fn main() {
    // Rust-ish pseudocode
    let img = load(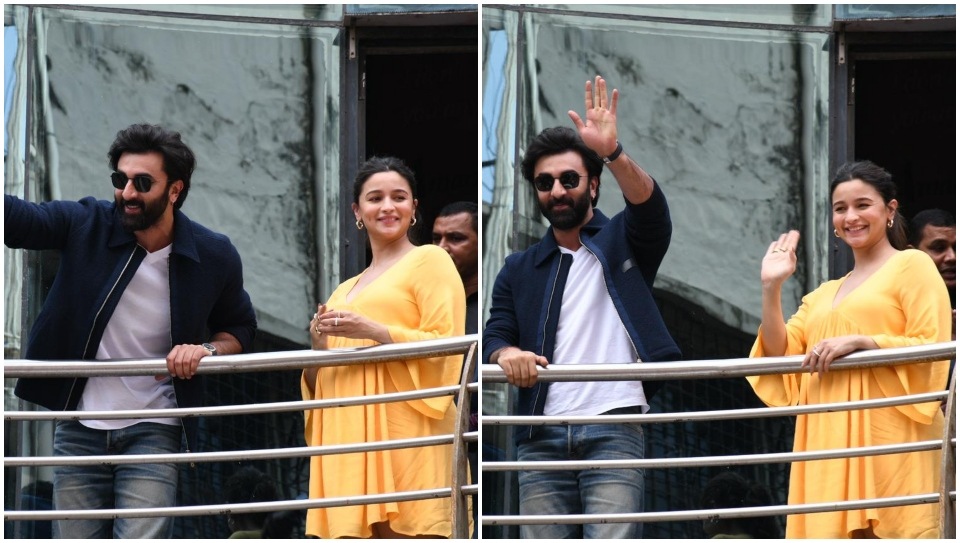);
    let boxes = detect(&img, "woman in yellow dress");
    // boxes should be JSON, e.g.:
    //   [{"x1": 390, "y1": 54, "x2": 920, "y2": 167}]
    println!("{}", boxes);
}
[
  {"x1": 749, "y1": 160, "x2": 951, "y2": 539},
  {"x1": 302, "y1": 156, "x2": 467, "y2": 538}
]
